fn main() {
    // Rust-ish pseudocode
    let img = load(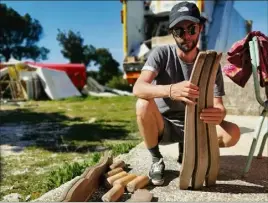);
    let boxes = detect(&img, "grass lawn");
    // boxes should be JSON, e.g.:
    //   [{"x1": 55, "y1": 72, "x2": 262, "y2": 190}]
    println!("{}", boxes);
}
[{"x1": 0, "y1": 96, "x2": 141, "y2": 201}]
